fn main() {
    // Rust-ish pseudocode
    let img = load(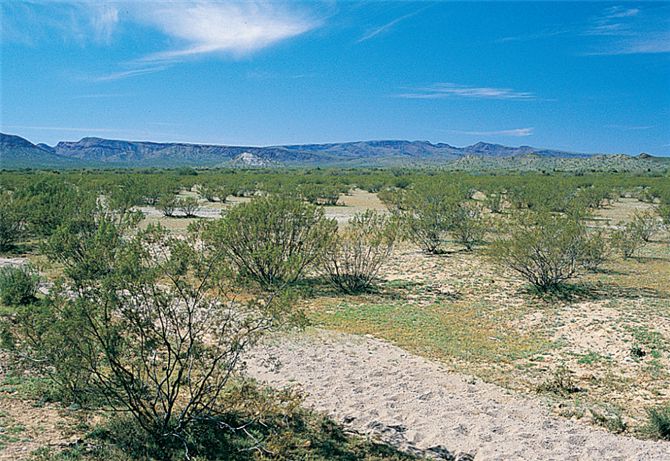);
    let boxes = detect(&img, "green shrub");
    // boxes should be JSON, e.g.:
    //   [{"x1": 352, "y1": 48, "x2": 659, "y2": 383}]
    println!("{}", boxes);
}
[
  {"x1": 611, "y1": 222, "x2": 646, "y2": 259},
  {"x1": 658, "y1": 204, "x2": 670, "y2": 229},
  {"x1": 0, "y1": 192, "x2": 23, "y2": 252},
  {"x1": 12, "y1": 218, "x2": 298, "y2": 441},
  {"x1": 645, "y1": 405, "x2": 670, "y2": 441},
  {"x1": 536, "y1": 365, "x2": 581, "y2": 396},
  {"x1": 0, "y1": 265, "x2": 39, "y2": 306},
  {"x1": 579, "y1": 230, "x2": 609, "y2": 272},
  {"x1": 491, "y1": 212, "x2": 590, "y2": 291},
  {"x1": 484, "y1": 192, "x2": 504, "y2": 214},
  {"x1": 320, "y1": 210, "x2": 397, "y2": 293},
  {"x1": 451, "y1": 203, "x2": 487, "y2": 251},
  {"x1": 395, "y1": 183, "x2": 464, "y2": 254},
  {"x1": 631, "y1": 211, "x2": 660, "y2": 242},
  {"x1": 176, "y1": 196, "x2": 199, "y2": 218},
  {"x1": 205, "y1": 195, "x2": 337, "y2": 287},
  {"x1": 157, "y1": 194, "x2": 177, "y2": 217}
]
